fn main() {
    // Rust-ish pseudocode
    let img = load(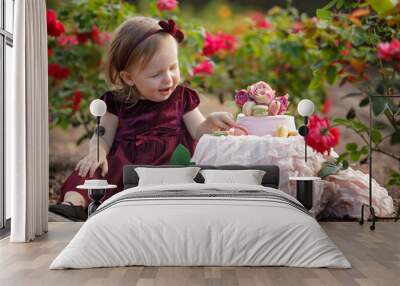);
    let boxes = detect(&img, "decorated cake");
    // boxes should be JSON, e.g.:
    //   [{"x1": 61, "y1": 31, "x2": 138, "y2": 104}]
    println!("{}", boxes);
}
[{"x1": 234, "y1": 81, "x2": 297, "y2": 137}]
